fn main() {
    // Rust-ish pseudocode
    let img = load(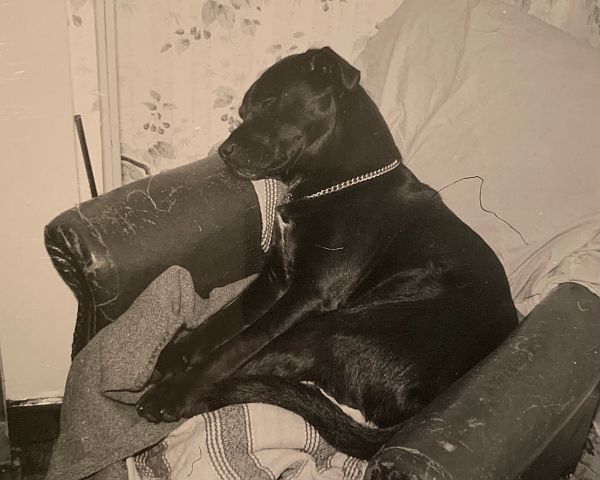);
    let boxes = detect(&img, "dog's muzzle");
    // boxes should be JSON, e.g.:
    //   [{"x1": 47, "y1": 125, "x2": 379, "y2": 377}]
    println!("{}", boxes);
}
[
  {"x1": 218, "y1": 122, "x2": 305, "y2": 180},
  {"x1": 218, "y1": 140, "x2": 276, "y2": 180}
]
